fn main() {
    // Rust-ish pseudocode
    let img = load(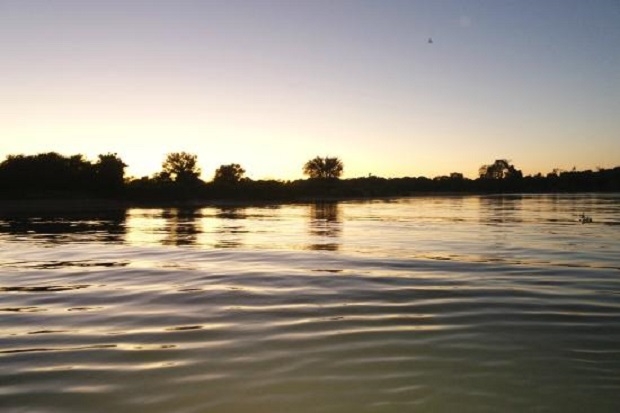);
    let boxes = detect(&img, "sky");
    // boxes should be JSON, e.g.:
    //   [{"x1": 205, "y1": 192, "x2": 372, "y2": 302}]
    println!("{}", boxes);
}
[{"x1": 1, "y1": 0, "x2": 619, "y2": 180}]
